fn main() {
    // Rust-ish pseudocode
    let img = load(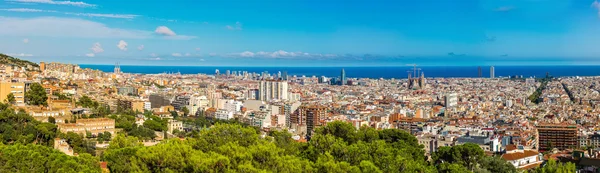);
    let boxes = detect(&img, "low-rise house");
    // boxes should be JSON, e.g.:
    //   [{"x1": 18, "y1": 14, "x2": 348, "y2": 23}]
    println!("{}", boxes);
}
[{"x1": 501, "y1": 144, "x2": 542, "y2": 170}]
